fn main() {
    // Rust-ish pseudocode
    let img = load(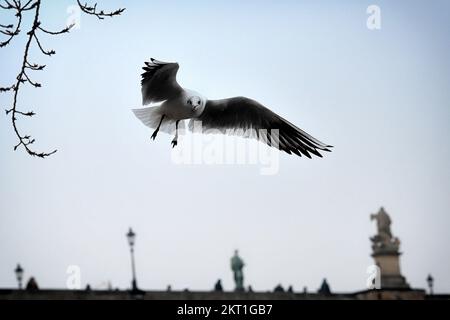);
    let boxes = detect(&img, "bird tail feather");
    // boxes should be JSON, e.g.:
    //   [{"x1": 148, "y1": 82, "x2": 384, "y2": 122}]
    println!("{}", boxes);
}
[{"x1": 132, "y1": 107, "x2": 184, "y2": 134}]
